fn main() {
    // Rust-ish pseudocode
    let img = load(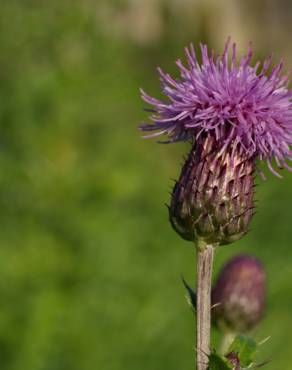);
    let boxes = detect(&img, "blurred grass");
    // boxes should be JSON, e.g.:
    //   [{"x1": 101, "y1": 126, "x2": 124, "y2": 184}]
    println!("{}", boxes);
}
[{"x1": 0, "y1": 1, "x2": 291, "y2": 370}]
